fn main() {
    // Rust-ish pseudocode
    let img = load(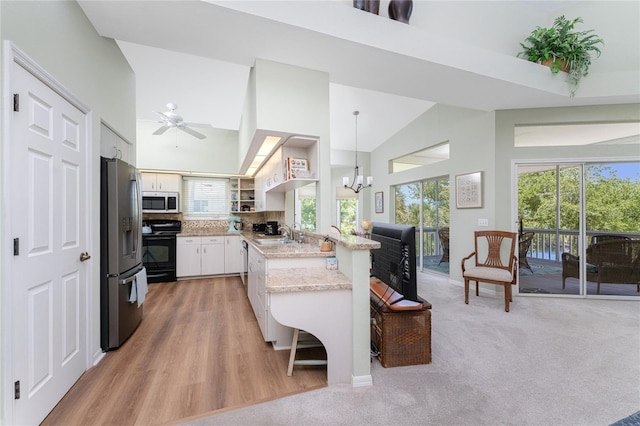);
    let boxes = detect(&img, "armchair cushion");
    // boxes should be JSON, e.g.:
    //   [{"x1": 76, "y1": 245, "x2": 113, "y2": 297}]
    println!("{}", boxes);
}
[{"x1": 463, "y1": 266, "x2": 513, "y2": 283}]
